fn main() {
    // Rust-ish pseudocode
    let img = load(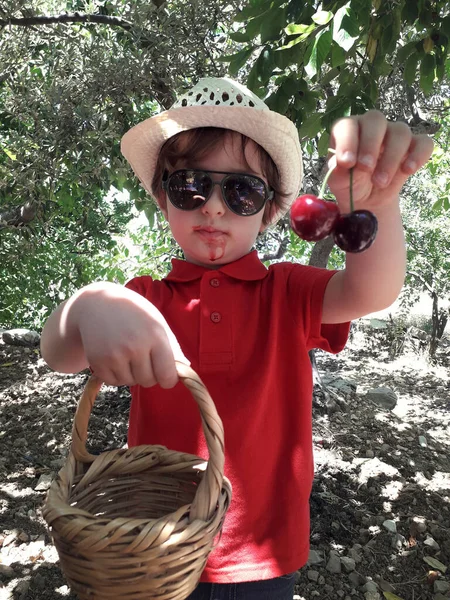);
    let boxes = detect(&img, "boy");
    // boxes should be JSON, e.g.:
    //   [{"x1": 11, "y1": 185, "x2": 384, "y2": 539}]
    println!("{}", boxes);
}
[{"x1": 41, "y1": 78, "x2": 433, "y2": 599}]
